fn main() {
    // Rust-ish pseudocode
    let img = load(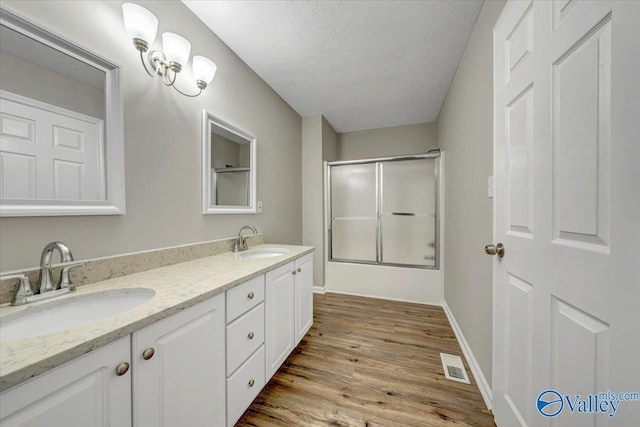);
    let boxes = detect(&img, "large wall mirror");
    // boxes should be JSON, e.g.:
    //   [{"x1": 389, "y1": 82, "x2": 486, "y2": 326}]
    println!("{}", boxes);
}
[
  {"x1": 0, "y1": 6, "x2": 124, "y2": 216},
  {"x1": 202, "y1": 111, "x2": 256, "y2": 214}
]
